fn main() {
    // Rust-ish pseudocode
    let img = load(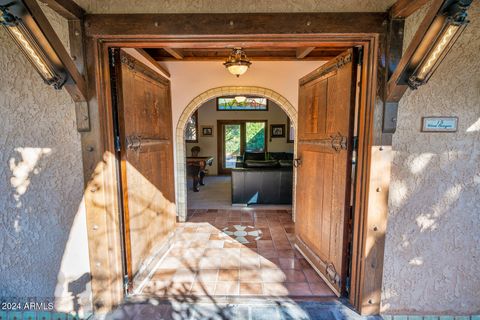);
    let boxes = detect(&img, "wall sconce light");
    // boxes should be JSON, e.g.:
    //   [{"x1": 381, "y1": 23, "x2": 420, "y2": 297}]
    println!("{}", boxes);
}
[
  {"x1": 0, "y1": 1, "x2": 67, "y2": 89},
  {"x1": 224, "y1": 48, "x2": 251, "y2": 77},
  {"x1": 407, "y1": 0, "x2": 472, "y2": 89}
]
